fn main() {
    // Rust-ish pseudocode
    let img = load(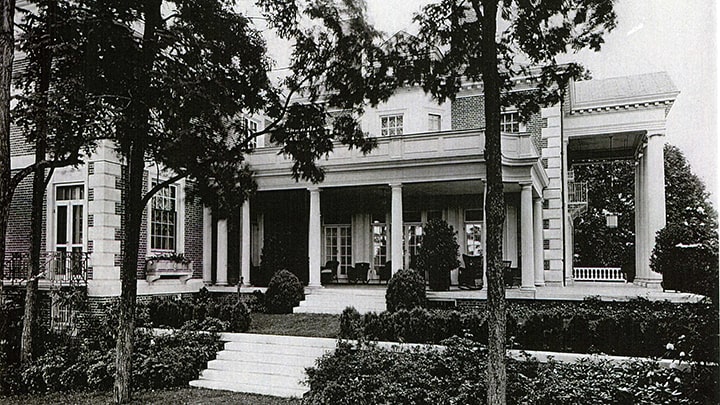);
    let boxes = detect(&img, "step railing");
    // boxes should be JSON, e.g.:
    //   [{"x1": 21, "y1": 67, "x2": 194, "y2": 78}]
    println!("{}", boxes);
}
[{"x1": 573, "y1": 267, "x2": 625, "y2": 282}]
